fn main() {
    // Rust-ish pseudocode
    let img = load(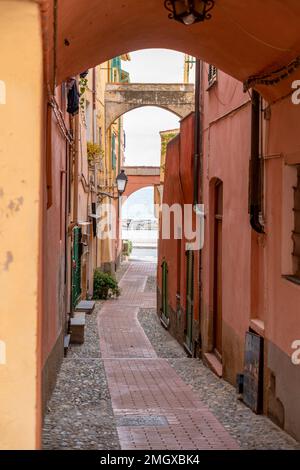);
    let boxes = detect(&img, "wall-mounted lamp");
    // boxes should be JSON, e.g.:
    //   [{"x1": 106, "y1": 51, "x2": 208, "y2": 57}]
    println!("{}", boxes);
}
[
  {"x1": 98, "y1": 169, "x2": 128, "y2": 201},
  {"x1": 164, "y1": 0, "x2": 215, "y2": 25}
]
